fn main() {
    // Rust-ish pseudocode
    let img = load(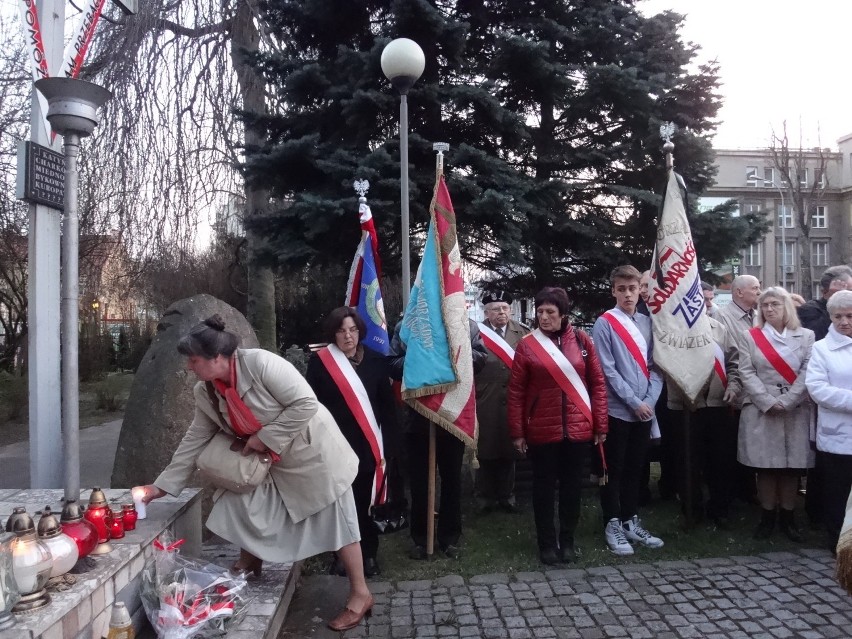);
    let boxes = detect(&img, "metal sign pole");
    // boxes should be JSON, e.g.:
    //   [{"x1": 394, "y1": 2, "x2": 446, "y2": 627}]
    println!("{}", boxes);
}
[{"x1": 27, "y1": 0, "x2": 65, "y2": 489}]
